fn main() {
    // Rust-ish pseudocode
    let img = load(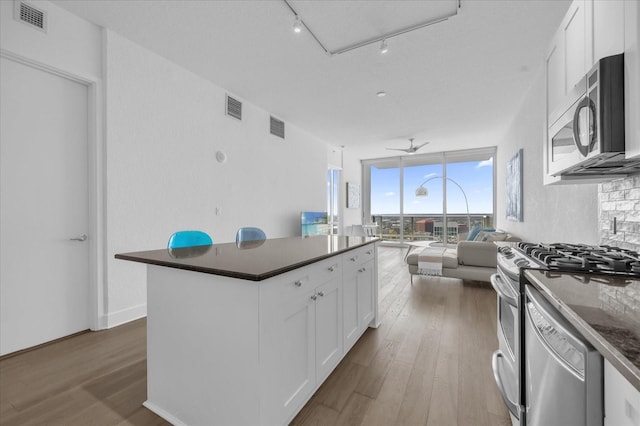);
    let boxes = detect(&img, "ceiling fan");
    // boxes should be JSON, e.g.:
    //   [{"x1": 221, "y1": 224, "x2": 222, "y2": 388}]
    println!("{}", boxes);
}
[{"x1": 386, "y1": 138, "x2": 429, "y2": 154}]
